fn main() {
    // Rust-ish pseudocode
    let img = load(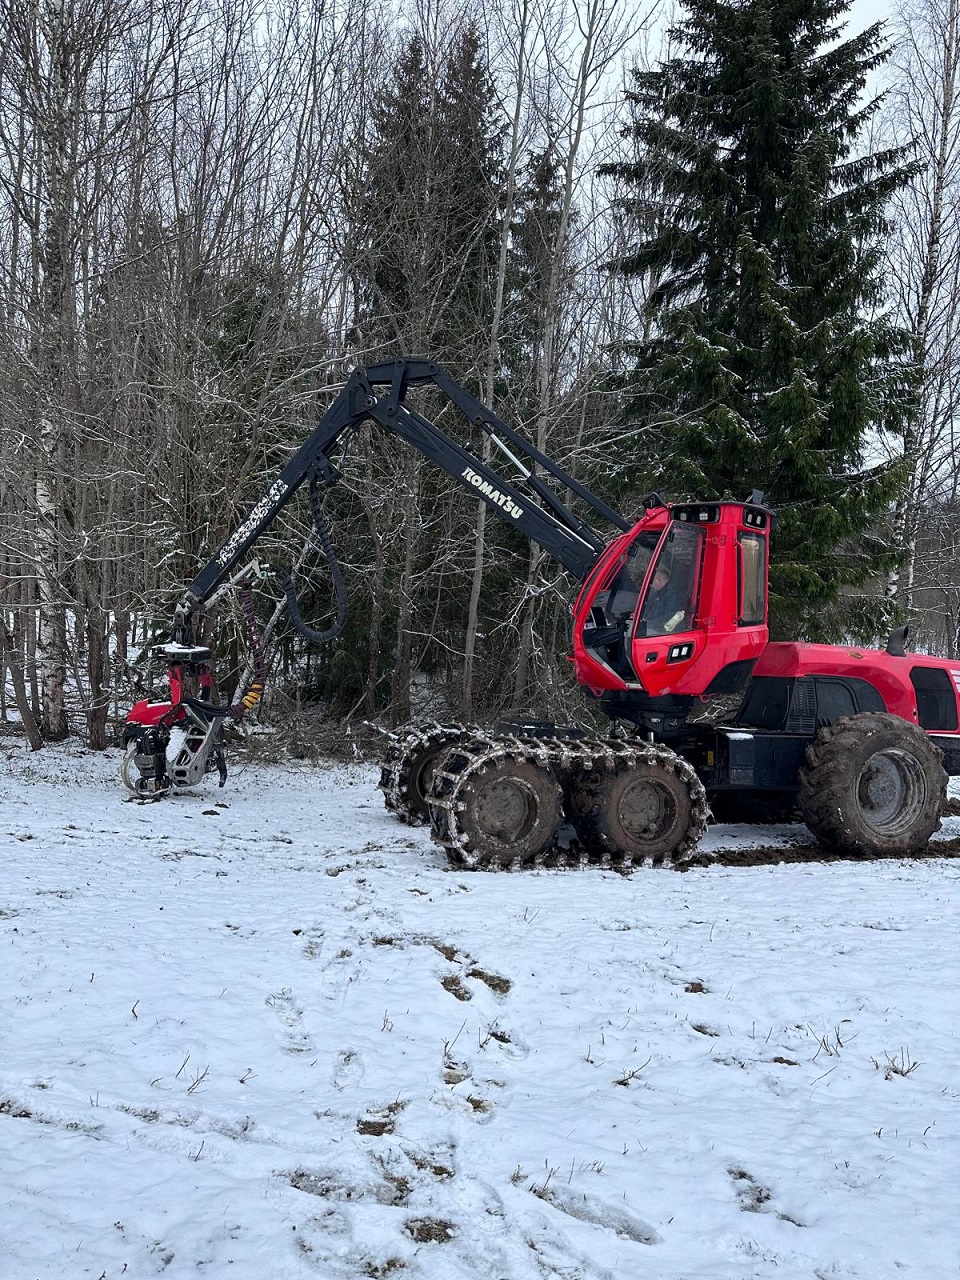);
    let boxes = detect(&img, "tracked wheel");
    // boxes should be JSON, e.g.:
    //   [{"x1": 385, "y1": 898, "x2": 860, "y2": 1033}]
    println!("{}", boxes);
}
[
  {"x1": 379, "y1": 721, "x2": 474, "y2": 825},
  {"x1": 798, "y1": 713, "x2": 945, "y2": 855},
  {"x1": 428, "y1": 737, "x2": 562, "y2": 868},
  {"x1": 568, "y1": 745, "x2": 708, "y2": 865}
]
